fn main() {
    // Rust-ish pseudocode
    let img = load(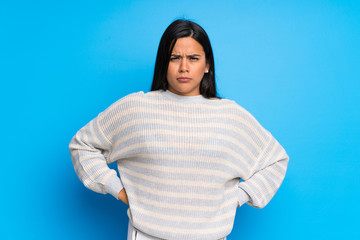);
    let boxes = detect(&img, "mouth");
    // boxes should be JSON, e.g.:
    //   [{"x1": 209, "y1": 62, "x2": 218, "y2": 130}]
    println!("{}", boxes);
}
[{"x1": 177, "y1": 77, "x2": 191, "y2": 82}]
